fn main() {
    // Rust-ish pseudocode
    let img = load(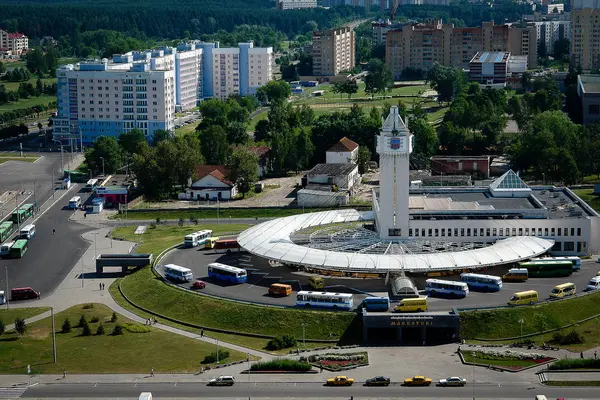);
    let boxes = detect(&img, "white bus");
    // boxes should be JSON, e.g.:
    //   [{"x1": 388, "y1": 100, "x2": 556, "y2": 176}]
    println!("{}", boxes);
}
[
  {"x1": 425, "y1": 279, "x2": 469, "y2": 298},
  {"x1": 163, "y1": 264, "x2": 193, "y2": 282},
  {"x1": 0, "y1": 290, "x2": 5, "y2": 305},
  {"x1": 296, "y1": 291, "x2": 354, "y2": 310},
  {"x1": 68, "y1": 196, "x2": 81, "y2": 210},
  {"x1": 0, "y1": 241, "x2": 14, "y2": 257},
  {"x1": 183, "y1": 229, "x2": 212, "y2": 248},
  {"x1": 207, "y1": 262, "x2": 247, "y2": 284},
  {"x1": 19, "y1": 224, "x2": 36, "y2": 239},
  {"x1": 86, "y1": 179, "x2": 99, "y2": 192},
  {"x1": 460, "y1": 273, "x2": 502, "y2": 292}
]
